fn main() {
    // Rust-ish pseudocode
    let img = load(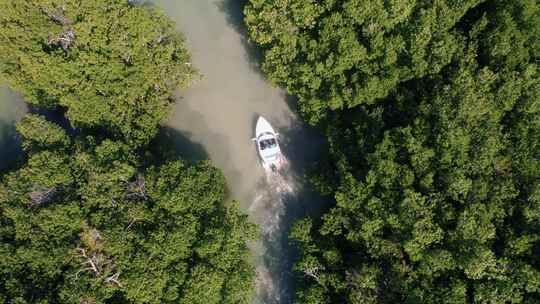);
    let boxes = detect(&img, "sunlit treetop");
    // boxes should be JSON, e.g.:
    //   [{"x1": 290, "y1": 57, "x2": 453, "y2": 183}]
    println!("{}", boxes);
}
[{"x1": 0, "y1": 0, "x2": 194, "y2": 146}]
